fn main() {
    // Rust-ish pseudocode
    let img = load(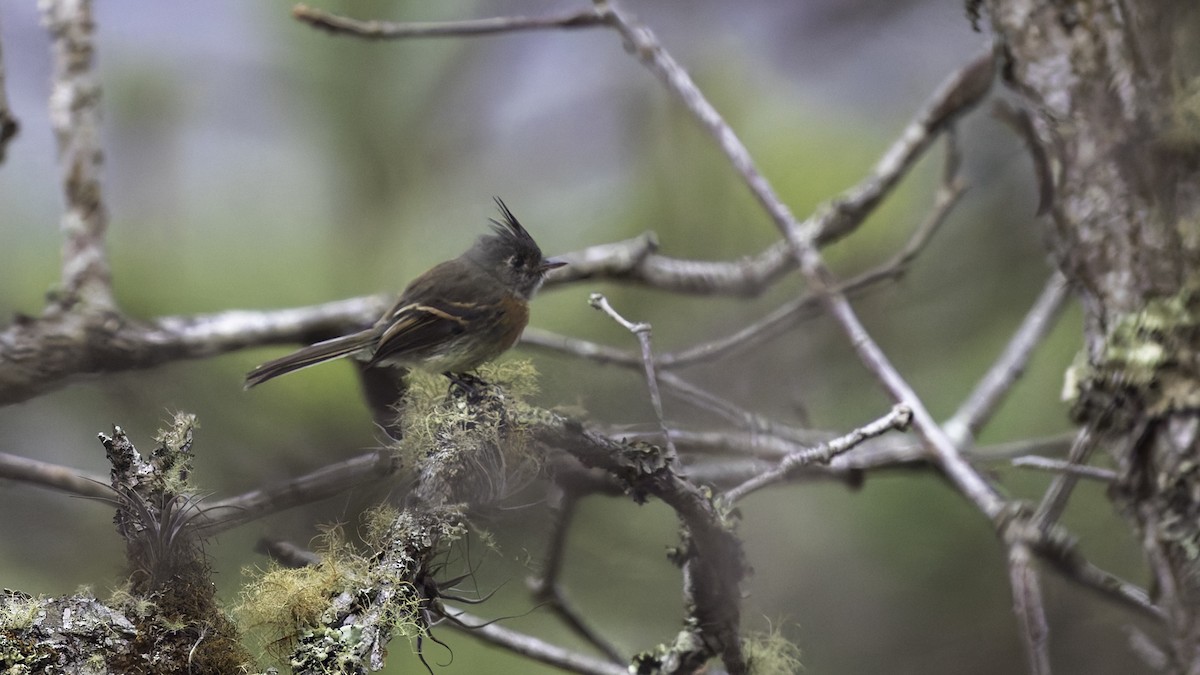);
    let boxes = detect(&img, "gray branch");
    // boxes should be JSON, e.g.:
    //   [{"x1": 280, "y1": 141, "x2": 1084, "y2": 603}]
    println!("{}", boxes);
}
[
  {"x1": 0, "y1": 10, "x2": 19, "y2": 163},
  {"x1": 41, "y1": 0, "x2": 113, "y2": 310}
]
